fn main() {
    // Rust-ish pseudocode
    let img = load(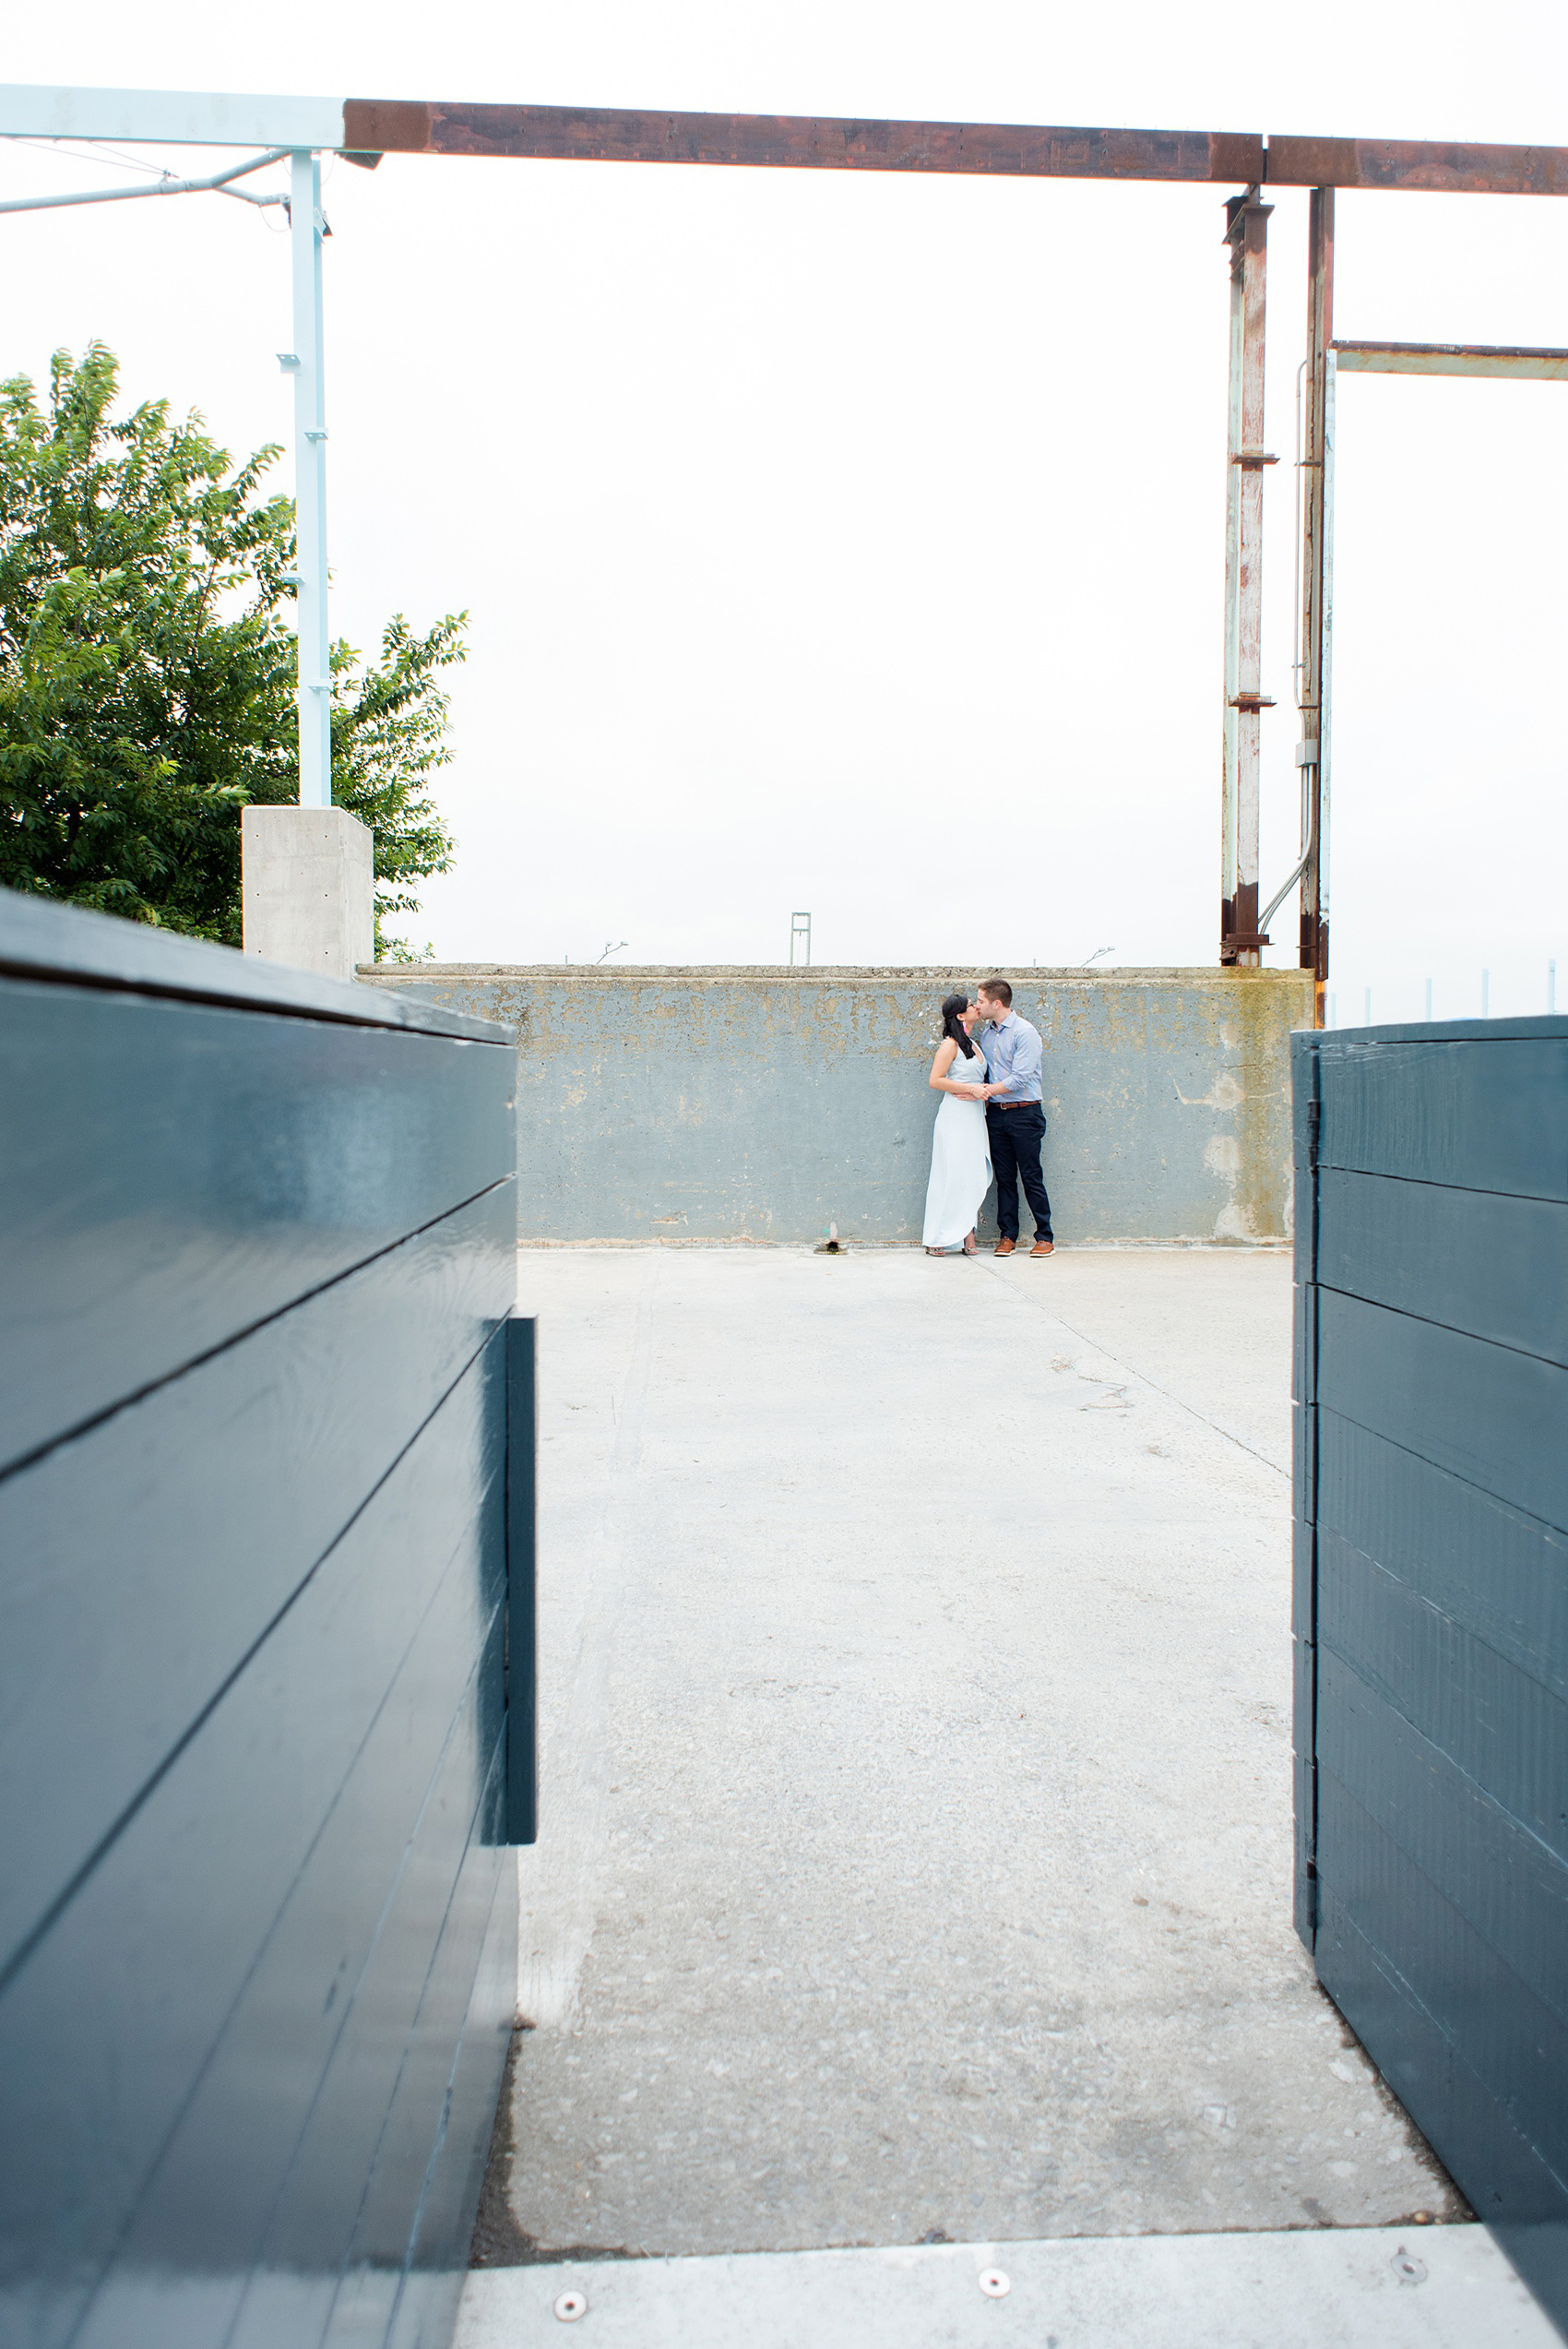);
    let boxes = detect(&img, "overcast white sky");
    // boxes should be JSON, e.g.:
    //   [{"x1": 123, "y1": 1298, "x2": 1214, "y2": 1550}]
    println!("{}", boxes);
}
[{"x1": 4, "y1": 0, "x2": 1566, "y2": 1019}]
